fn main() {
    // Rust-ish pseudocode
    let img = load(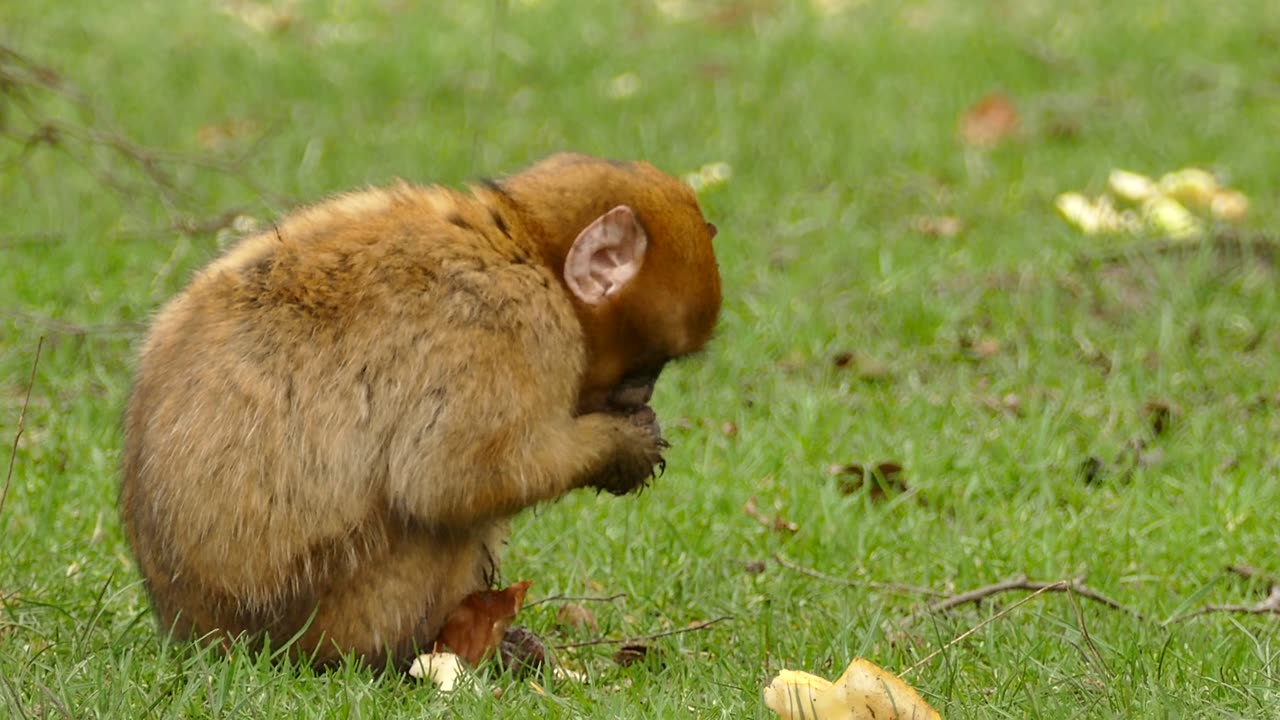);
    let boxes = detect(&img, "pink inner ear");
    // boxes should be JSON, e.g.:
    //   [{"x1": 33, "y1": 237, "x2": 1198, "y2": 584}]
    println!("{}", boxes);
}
[{"x1": 564, "y1": 205, "x2": 648, "y2": 305}]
